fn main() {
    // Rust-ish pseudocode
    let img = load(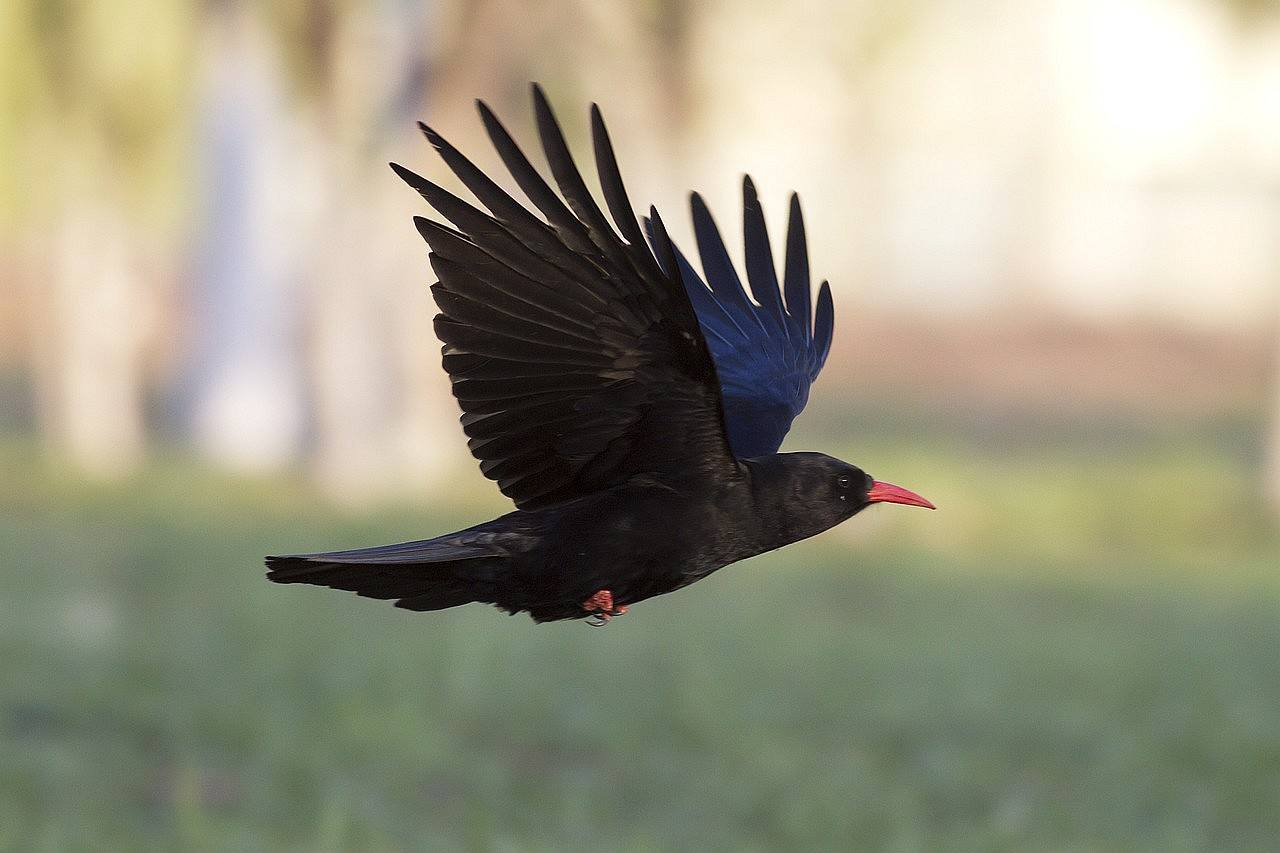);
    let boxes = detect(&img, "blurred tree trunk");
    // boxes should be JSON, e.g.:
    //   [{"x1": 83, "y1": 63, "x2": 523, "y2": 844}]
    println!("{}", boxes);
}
[
  {"x1": 17, "y1": 1, "x2": 198, "y2": 476},
  {"x1": 1265, "y1": 319, "x2": 1280, "y2": 515},
  {"x1": 186, "y1": 4, "x2": 306, "y2": 471},
  {"x1": 300, "y1": 1, "x2": 458, "y2": 501},
  {"x1": 28, "y1": 203, "x2": 149, "y2": 475}
]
